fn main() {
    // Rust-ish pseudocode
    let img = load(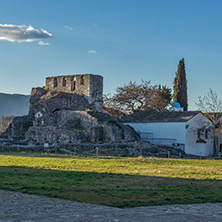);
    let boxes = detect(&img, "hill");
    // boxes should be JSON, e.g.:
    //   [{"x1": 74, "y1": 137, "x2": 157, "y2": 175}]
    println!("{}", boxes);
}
[{"x1": 0, "y1": 93, "x2": 29, "y2": 117}]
